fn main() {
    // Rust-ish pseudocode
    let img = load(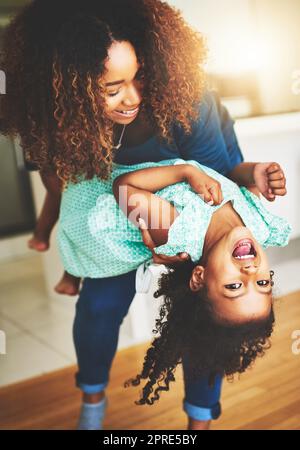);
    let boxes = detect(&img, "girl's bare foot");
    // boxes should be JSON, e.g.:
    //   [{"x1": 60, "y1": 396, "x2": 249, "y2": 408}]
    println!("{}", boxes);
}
[
  {"x1": 28, "y1": 234, "x2": 50, "y2": 252},
  {"x1": 54, "y1": 272, "x2": 81, "y2": 296}
]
